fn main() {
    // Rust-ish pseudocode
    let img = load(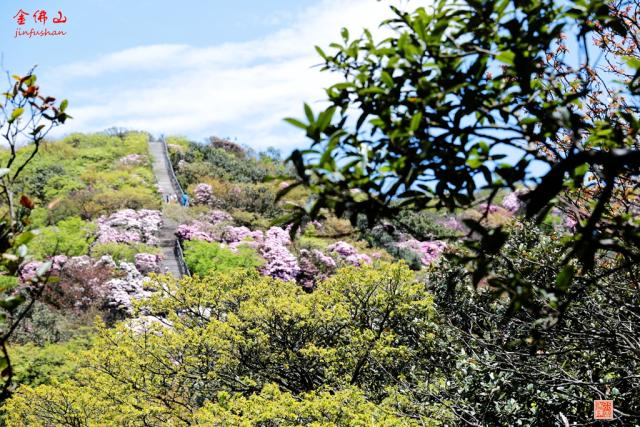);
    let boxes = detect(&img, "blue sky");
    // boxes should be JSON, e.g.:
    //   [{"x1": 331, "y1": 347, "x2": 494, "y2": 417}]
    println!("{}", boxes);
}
[{"x1": 1, "y1": 0, "x2": 420, "y2": 152}]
